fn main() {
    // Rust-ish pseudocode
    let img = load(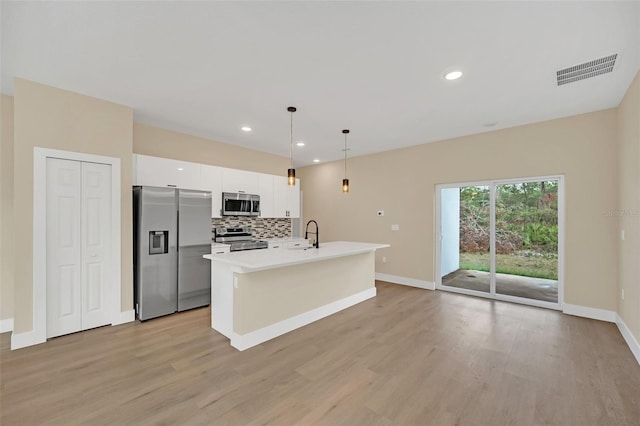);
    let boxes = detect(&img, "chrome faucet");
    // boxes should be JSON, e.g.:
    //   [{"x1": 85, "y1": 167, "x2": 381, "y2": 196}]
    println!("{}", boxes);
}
[{"x1": 305, "y1": 220, "x2": 319, "y2": 248}]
